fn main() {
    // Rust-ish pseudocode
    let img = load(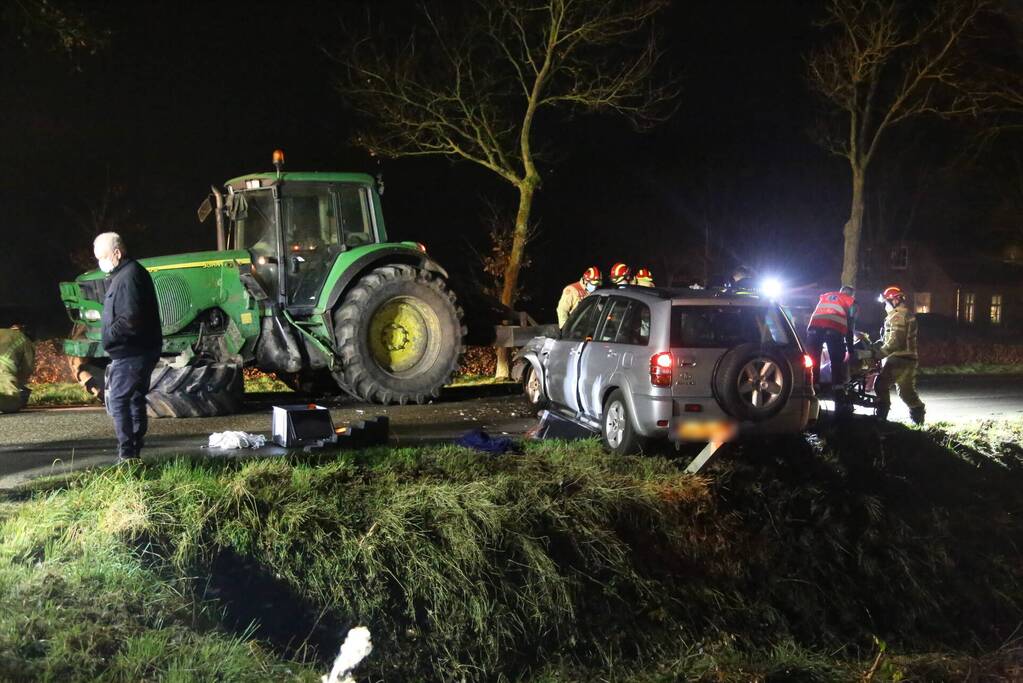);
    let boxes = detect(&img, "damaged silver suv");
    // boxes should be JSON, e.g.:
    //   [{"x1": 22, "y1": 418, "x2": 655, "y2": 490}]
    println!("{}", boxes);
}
[{"x1": 516, "y1": 287, "x2": 819, "y2": 454}]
